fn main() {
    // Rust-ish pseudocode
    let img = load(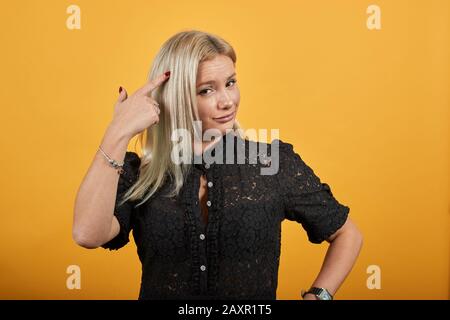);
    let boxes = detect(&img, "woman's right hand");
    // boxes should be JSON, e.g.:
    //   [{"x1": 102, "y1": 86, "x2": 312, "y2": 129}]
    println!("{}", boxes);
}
[{"x1": 111, "y1": 71, "x2": 171, "y2": 139}]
